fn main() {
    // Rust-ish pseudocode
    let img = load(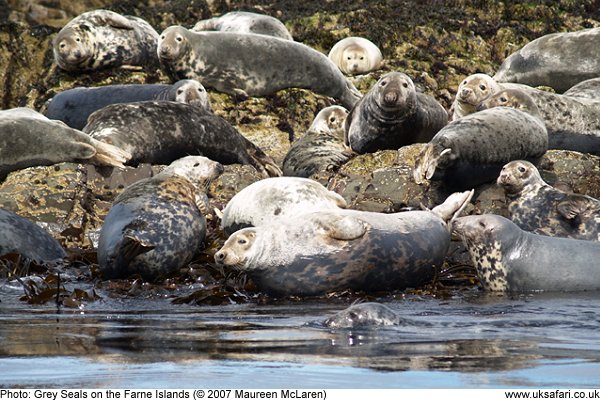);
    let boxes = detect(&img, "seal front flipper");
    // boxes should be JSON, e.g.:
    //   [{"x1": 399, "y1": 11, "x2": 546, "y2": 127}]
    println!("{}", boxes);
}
[
  {"x1": 117, "y1": 234, "x2": 155, "y2": 266},
  {"x1": 557, "y1": 195, "x2": 598, "y2": 220},
  {"x1": 318, "y1": 215, "x2": 367, "y2": 241},
  {"x1": 413, "y1": 143, "x2": 452, "y2": 184},
  {"x1": 245, "y1": 146, "x2": 283, "y2": 177},
  {"x1": 90, "y1": 139, "x2": 132, "y2": 168},
  {"x1": 431, "y1": 189, "x2": 474, "y2": 226}
]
